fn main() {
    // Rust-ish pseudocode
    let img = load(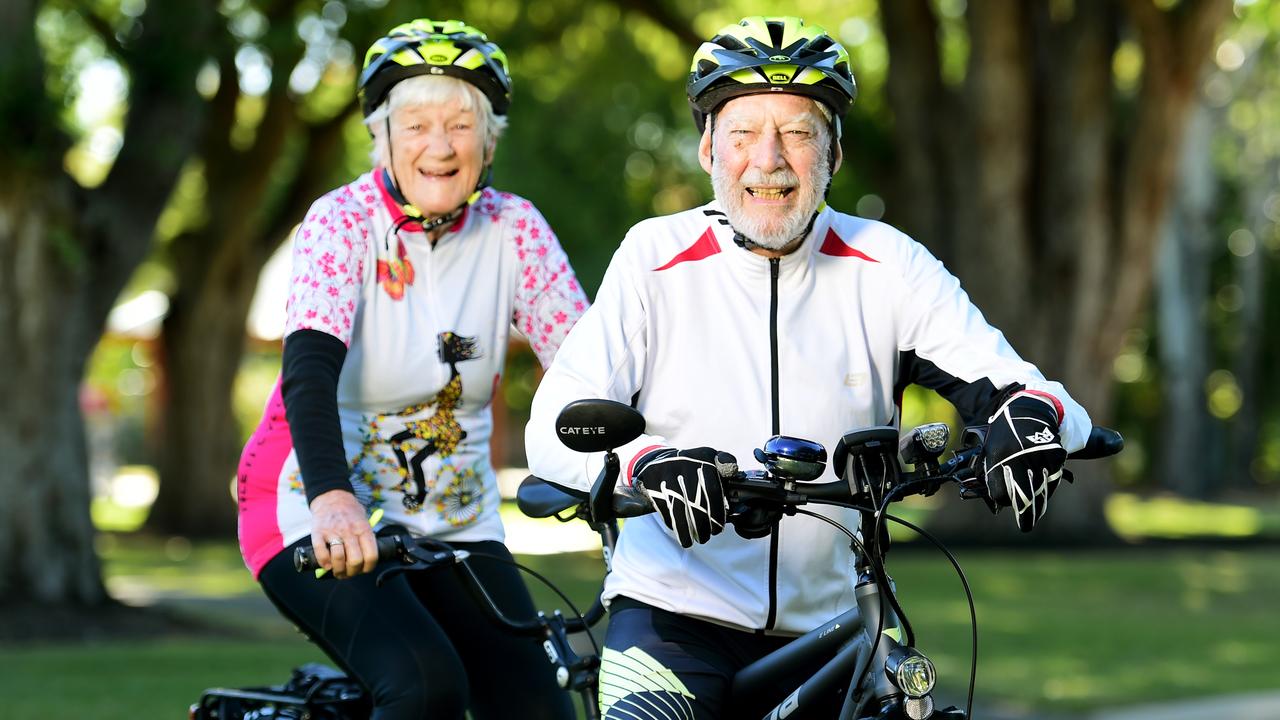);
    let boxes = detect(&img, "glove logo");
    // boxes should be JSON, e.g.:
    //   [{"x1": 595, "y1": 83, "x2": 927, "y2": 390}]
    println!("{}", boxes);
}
[{"x1": 1026, "y1": 428, "x2": 1056, "y2": 444}]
